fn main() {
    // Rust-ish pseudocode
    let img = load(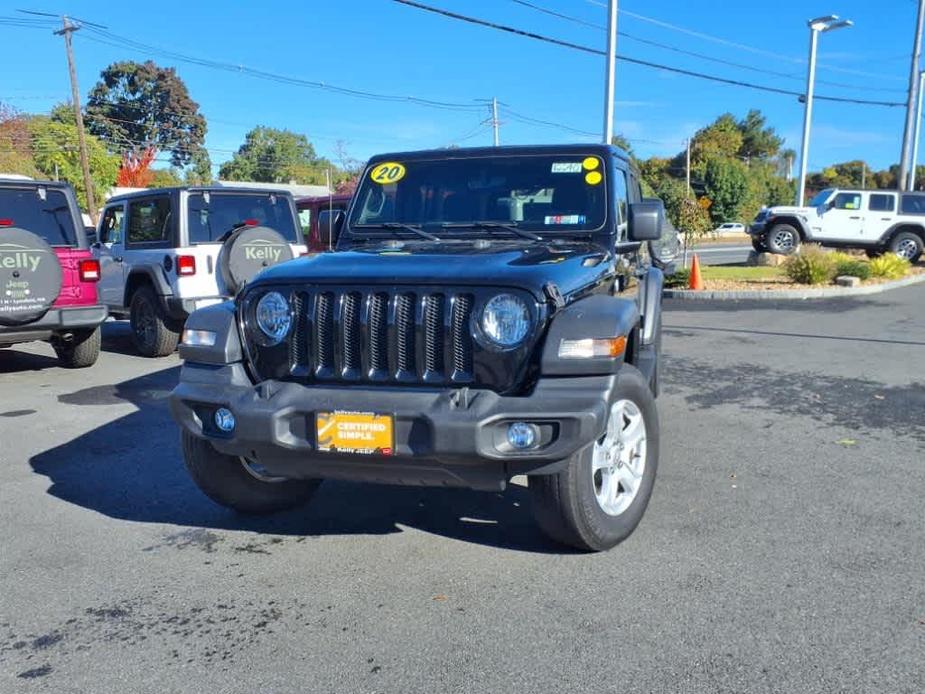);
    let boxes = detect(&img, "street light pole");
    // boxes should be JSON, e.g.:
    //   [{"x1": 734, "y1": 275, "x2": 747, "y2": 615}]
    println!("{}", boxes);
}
[
  {"x1": 796, "y1": 15, "x2": 852, "y2": 206},
  {"x1": 899, "y1": 0, "x2": 925, "y2": 191},
  {"x1": 602, "y1": 0, "x2": 618, "y2": 144},
  {"x1": 911, "y1": 70, "x2": 925, "y2": 191}
]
